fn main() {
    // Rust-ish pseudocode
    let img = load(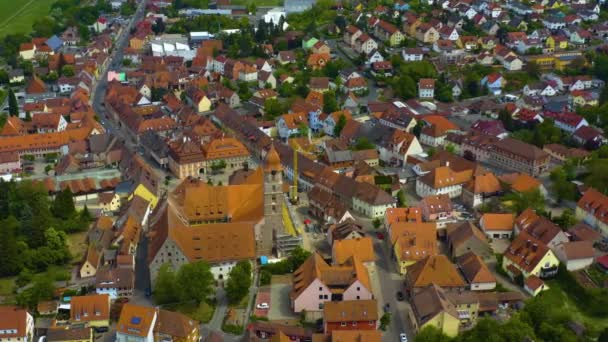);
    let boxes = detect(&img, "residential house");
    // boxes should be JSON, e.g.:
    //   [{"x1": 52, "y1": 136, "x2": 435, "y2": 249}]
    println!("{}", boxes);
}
[
  {"x1": 568, "y1": 223, "x2": 602, "y2": 244},
  {"x1": 46, "y1": 327, "x2": 92, "y2": 342},
  {"x1": 323, "y1": 110, "x2": 352, "y2": 136},
  {"x1": 418, "y1": 79, "x2": 436, "y2": 99},
  {"x1": 332, "y1": 237, "x2": 376, "y2": 266},
  {"x1": 479, "y1": 213, "x2": 514, "y2": 239},
  {"x1": 312, "y1": 41, "x2": 331, "y2": 55},
  {"x1": 290, "y1": 253, "x2": 373, "y2": 313},
  {"x1": 415, "y1": 24, "x2": 440, "y2": 43},
  {"x1": 446, "y1": 222, "x2": 491, "y2": 259},
  {"x1": 323, "y1": 300, "x2": 378, "y2": 333},
  {"x1": 307, "y1": 53, "x2": 331, "y2": 70},
  {"x1": 419, "y1": 194, "x2": 455, "y2": 227},
  {"x1": 553, "y1": 241, "x2": 595, "y2": 271},
  {"x1": 344, "y1": 25, "x2": 363, "y2": 46},
  {"x1": 0, "y1": 306, "x2": 34, "y2": 342},
  {"x1": 184, "y1": 87, "x2": 211, "y2": 113},
  {"x1": 416, "y1": 166, "x2": 469, "y2": 199},
  {"x1": 95, "y1": 267, "x2": 135, "y2": 299},
  {"x1": 354, "y1": 34, "x2": 378, "y2": 55},
  {"x1": 524, "y1": 275, "x2": 549, "y2": 296},
  {"x1": 409, "y1": 285, "x2": 460, "y2": 337},
  {"x1": 502, "y1": 231, "x2": 560, "y2": 280},
  {"x1": 462, "y1": 172, "x2": 502, "y2": 209},
  {"x1": 277, "y1": 112, "x2": 309, "y2": 139},
  {"x1": 278, "y1": 51, "x2": 296, "y2": 65},
  {"x1": 480, "y1": 73, "x2": 505, "y2": 95},
  {"x1": 405, "y1": 255, "x2": 467, "y2": 296},
  {"x1": 419, "y1": 115, "x2": 459, "y2": 146},
  {"x1": 388, "y1": 221, "x2": 438, "y2": 274},
  {"x1": 402, "y1": 48, "x2": 424, "y2": 61},
  {"x1": 456, "y1": 252, "x2": 496, "y2": 291},
  {"x1": 573, "y1": 126, "x2": 606, "y2": 148},
  {"x1": 576, "y1": 188, "x2": 608, "y2": 236},
  {"x1": 116, "y1": 304, "x2": 157, "y2": 342},
  {"x1": 154, "y1": 310, "x2": 200, "y2": 342},
  {"x1": 327, "y1": 219, "x2": 365, "y2": 245},
  {"x1": 69, "y1": 294, "x2": 111, "y2": 328},
  {"x1": 374, "y1": 20, "x2": 404, "y2": 46}
]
